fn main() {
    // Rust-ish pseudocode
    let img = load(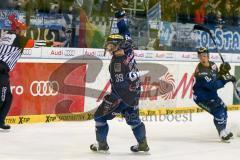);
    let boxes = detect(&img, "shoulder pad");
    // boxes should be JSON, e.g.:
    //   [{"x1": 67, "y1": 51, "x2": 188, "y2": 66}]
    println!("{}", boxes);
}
[{"x1": 210, "y1": 61, "x2": 218, "y2": 71}]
